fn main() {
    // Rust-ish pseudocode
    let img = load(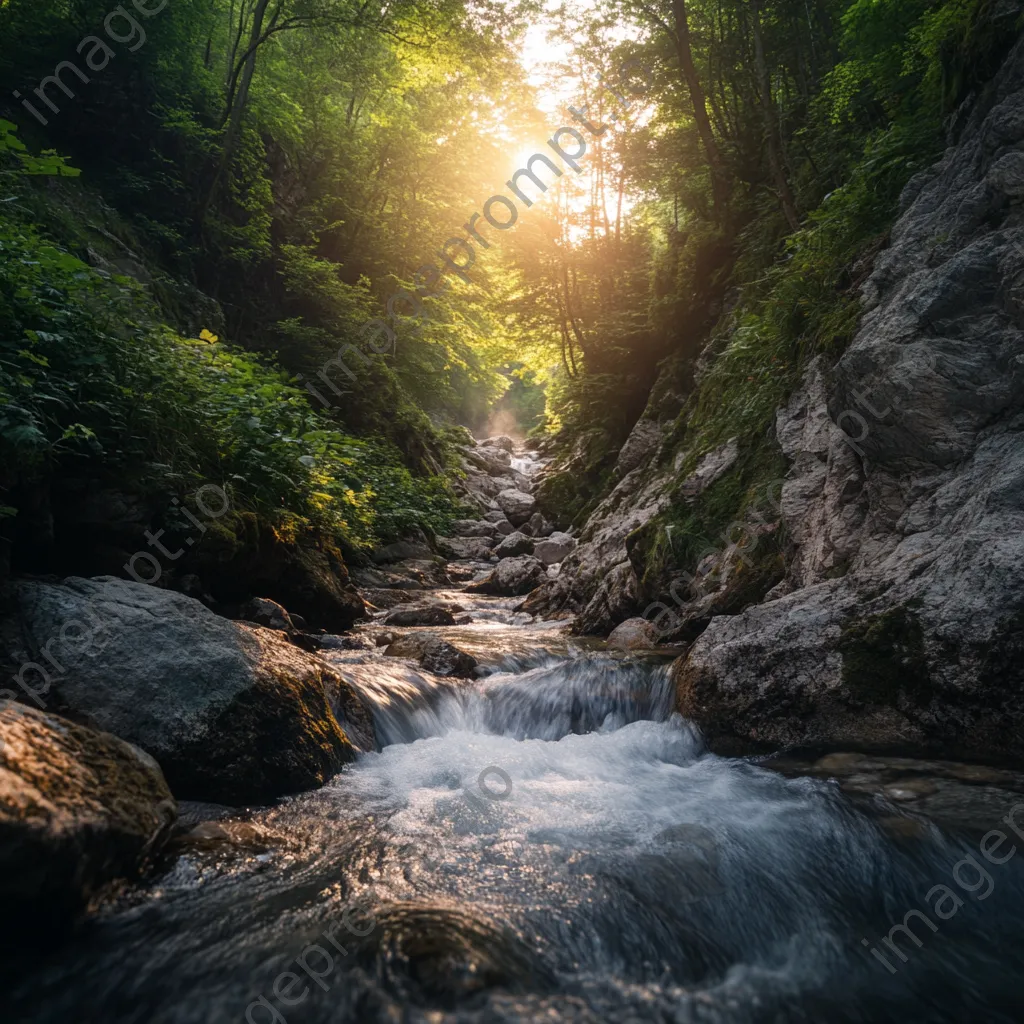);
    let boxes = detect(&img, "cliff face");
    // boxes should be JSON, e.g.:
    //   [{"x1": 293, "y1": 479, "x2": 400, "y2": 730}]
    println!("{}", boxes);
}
[
  {"x1": 678, "y1": 34, "x2": 1024, "y2": 760},
  {"x1": 542, "y1": 34, "x2": 1024, "y2": 760}
]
